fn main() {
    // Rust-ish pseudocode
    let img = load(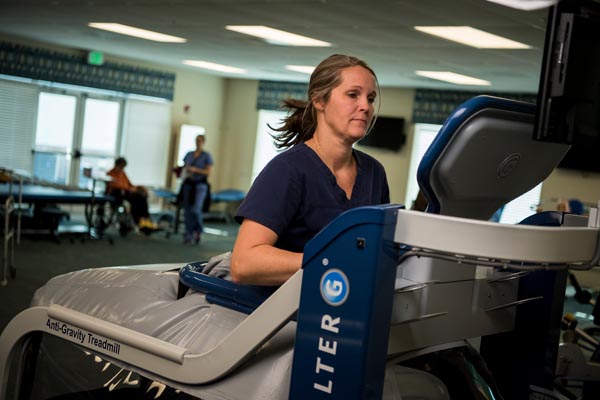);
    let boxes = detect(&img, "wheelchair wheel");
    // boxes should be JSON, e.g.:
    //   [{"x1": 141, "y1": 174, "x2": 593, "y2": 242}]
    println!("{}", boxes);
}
[
  {"x1": 92, "y1": 202, "x2": 114, "y2": 233},
  {"x1": 116, "y1": 207, "x2": 133, "y2": 237},
  {"x1": 118, "y1": 225, "x2": 131, "y2": 237}
]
